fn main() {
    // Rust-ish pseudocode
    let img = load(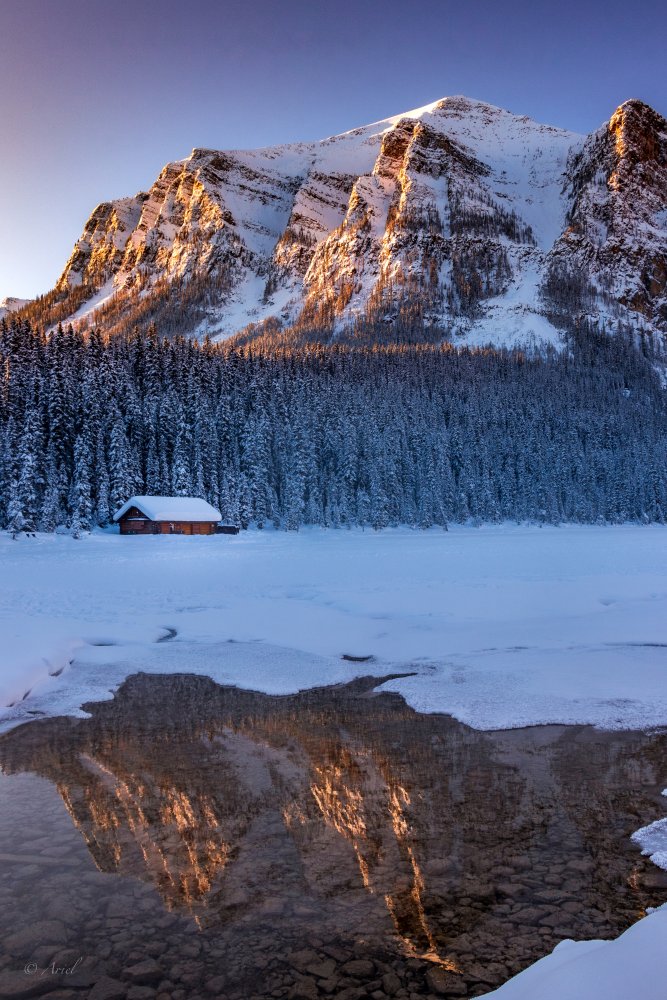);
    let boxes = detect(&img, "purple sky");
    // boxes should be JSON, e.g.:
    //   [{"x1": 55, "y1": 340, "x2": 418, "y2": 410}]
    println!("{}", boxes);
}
[{"x1": 1, "y1": 0, "x2": 666, "y2": 302}]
